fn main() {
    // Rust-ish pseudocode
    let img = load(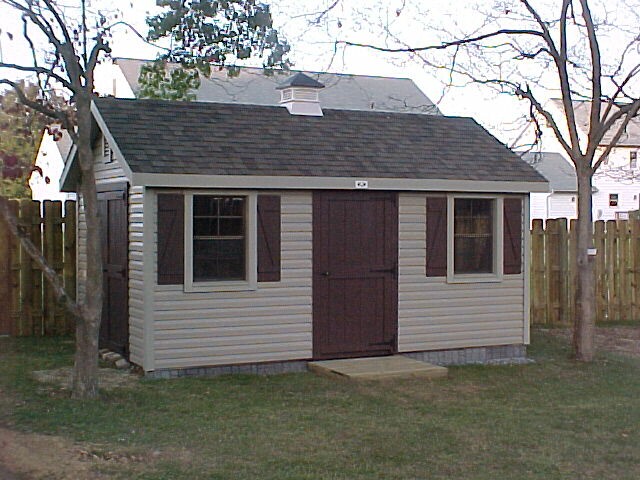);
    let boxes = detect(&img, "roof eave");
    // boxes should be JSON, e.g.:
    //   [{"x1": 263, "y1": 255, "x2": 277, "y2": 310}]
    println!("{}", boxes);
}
[
  {"x1": 131, "y1": 172, "x2": 549, "y2": 193},
  {"x1": 59, "y1": 143, "x2": 78, "y2": 192}
]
